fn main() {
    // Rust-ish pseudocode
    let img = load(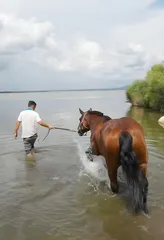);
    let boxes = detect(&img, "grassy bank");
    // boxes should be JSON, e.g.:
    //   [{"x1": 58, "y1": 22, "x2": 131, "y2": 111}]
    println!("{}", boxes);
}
[{"x1": 126, "y1": 64, "x2": 164, "y2": 112}]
